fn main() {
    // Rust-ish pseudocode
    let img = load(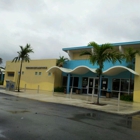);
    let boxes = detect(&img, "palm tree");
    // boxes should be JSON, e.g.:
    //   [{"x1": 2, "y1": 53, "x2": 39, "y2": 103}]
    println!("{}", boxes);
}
[
  {"x1": 12, "y1": 44, "x2": 34, "y2": 92},
  {"x1": 80, "y1": 41, "x2": 122, "y2": 104},
  {"x1": 0, "y1": 58, "x2": 3, "y2": 82},
  {"x1": 123, "y1": 47, "x2": 140, "y2": 94},
  {"x1": 0, "y1": 58, "x2": 2, "y2": 64},
  {"x1": 57, "y1": 56, "x2": 69, "y2": 67}
]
